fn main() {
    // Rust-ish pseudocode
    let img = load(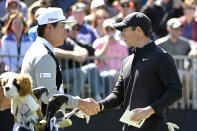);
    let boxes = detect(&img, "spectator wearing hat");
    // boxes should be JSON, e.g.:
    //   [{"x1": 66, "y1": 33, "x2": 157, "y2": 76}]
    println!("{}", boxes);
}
[
  {"x1": 156, "y1": 18, "x2": 192, "y2": 57},
  {"x1": 89, "y1": 12, "x2": 182, "y2": 131},
  {"x1": 156, "y1": 18, "x2": 197, "y2": 109},
  {"x1": 6, "y1": 0, "x2": 27, "y2": 18},
  {"x1": 21, "y1": 7, "x2": 100, "y2": 126},
  {"x1": 0, "y1": 0, "x2": 28, "y2": 37},
  {"x1": 93, "y1": 18, "x2": 128, "y2": 97},
  {"x1": 0, "y1": 0, "x2": 20, "y2": 37},
  {"x1": 84, "y1": 0, "x2": 106, "y2": 25},
  {"x1": 72, "y1": 2, "x2": 97, "y2": 45}
]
